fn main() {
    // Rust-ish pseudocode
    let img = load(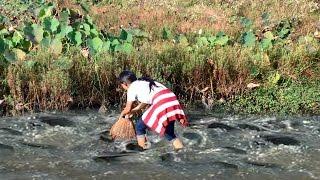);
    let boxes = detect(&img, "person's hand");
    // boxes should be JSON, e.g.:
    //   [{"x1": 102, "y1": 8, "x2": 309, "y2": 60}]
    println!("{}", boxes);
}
[{"x1": 124, "y1": 114, "x2": 133, "y2": 119}]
